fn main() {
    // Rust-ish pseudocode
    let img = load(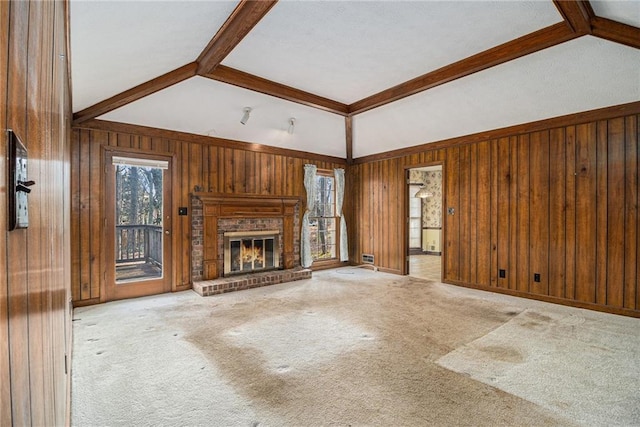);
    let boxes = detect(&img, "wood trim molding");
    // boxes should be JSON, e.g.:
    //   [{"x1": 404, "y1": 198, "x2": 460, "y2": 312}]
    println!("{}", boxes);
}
[
  {"x1": 196, "y1": 0, "x2": 277, "y2": 74},
  {"x1": 73, "y1": 119, "x2": 347, "y2": 164},
  {"x1": 202, "y1": 65, "x2": 349, "y2": 115},
  {"x1": 553, "y1": 0, "x2": 594, "y2": 34},
  {"x1": 348, "y1": 23, "x2": 578, "y2": 115},
  {"x1": 591, "y1": 17, "x2": 640, "y2": 50},
  {"x1": 354, "y1": 100, "x2": 640, "y2": 164},
  {"x1": 72, "y1": 62, "x2": 197, "y2": 125},
  {"x1": 345, "y1": 116, "x2": 353, "y2": 164}
]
